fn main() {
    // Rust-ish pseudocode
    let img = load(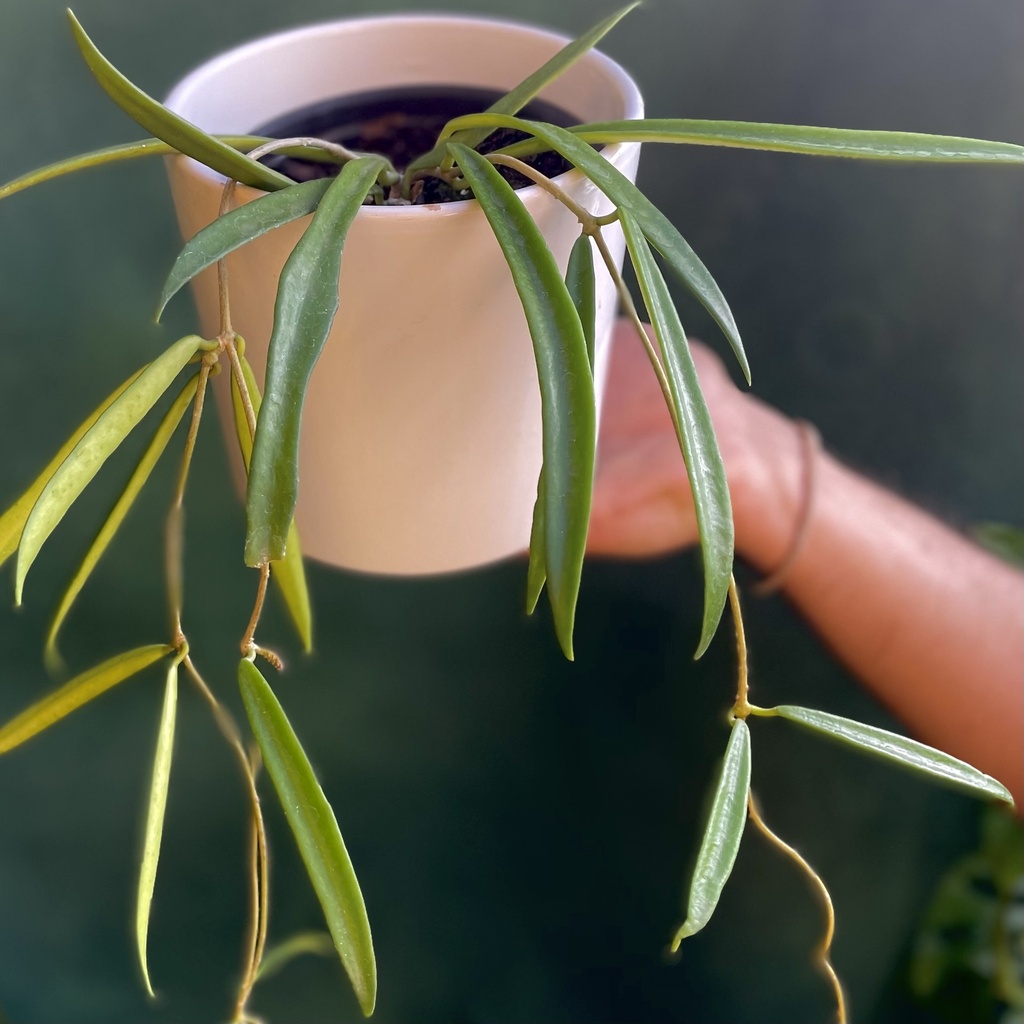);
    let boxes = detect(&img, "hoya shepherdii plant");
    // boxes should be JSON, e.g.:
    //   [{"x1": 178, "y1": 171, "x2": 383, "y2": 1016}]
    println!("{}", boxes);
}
[{"x1": 0, "y1": 5, "x2": 1019, "y2": 1021}]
